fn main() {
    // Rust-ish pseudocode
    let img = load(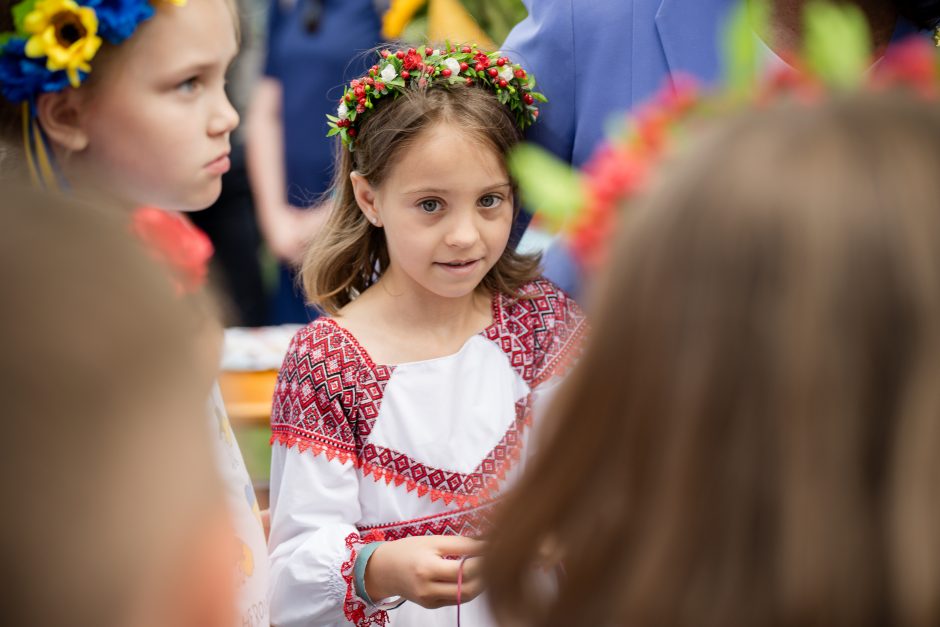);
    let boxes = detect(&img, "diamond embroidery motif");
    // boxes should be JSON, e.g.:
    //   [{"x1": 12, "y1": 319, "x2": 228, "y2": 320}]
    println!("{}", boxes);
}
[{"x1": 271, "y1": 279, "x2": 586, "y2": 506}]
